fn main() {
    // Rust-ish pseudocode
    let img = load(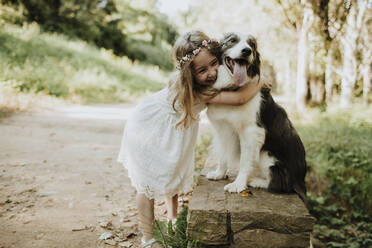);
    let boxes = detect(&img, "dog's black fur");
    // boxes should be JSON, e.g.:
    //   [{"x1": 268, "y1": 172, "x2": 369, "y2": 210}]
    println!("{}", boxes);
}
[{"x1": 258, "y1": 88, "x2": 307, "y2": 204}]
